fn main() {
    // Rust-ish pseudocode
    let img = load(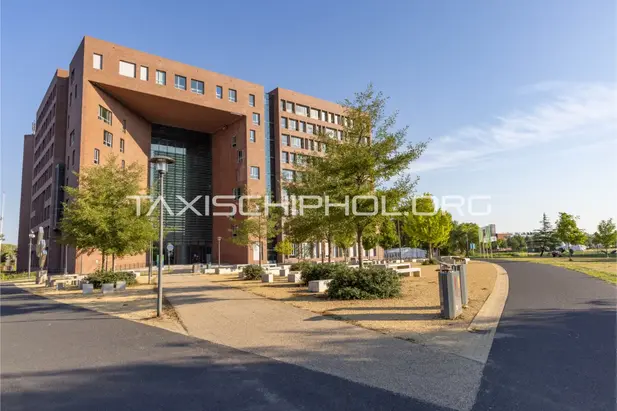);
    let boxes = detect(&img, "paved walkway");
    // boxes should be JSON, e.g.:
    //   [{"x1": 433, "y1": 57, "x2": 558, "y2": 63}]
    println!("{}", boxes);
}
[{"x1": 165, "y1": 275, "x2": 486, "y2": 411}]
